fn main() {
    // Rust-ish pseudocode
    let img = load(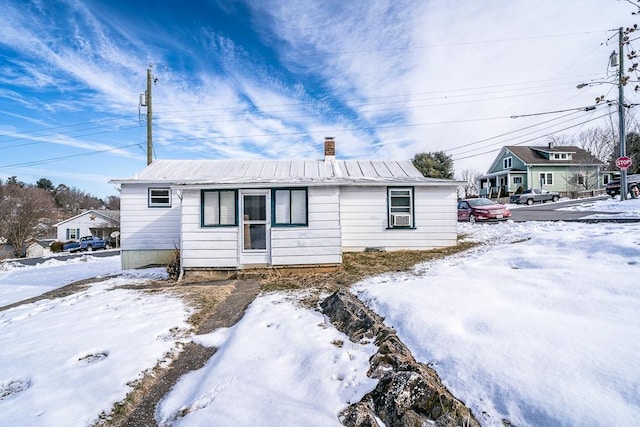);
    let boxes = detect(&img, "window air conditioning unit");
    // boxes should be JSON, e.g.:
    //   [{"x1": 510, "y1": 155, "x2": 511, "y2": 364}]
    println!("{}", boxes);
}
[{"x1": 392, "y1": 214, "x2": 411, "y2": 226}]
